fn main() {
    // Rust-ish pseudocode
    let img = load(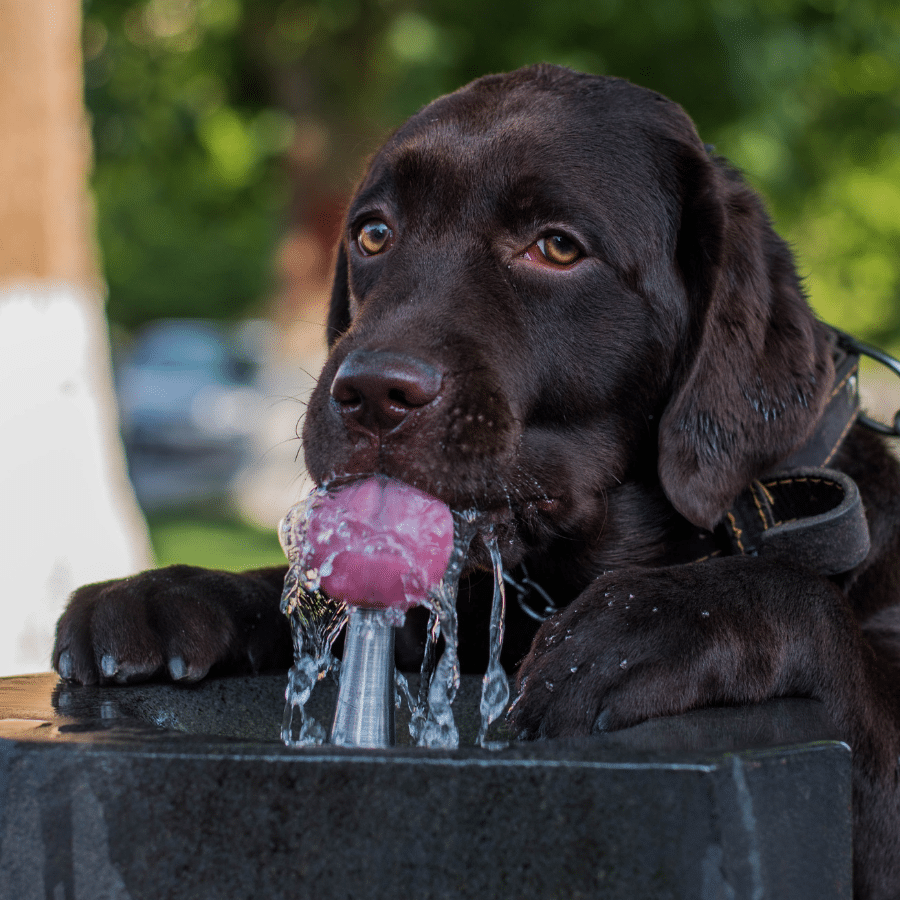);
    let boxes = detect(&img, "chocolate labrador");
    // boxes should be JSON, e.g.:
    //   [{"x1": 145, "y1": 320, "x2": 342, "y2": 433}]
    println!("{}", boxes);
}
[{"x1": 54, "y1": 65, "x2": 900, "y2": 897}]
